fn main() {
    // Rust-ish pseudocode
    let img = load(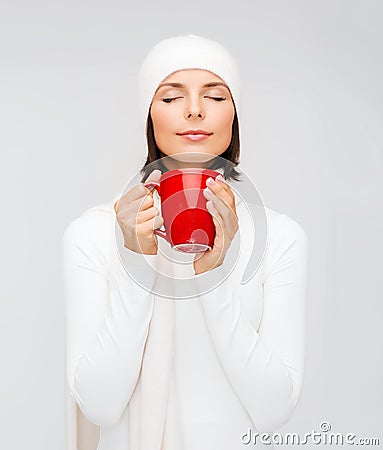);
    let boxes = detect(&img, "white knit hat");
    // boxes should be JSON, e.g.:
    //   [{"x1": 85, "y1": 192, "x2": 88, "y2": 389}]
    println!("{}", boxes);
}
[{"x1": 137, "y1": 34, "x2": 241, "y2": 128}]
